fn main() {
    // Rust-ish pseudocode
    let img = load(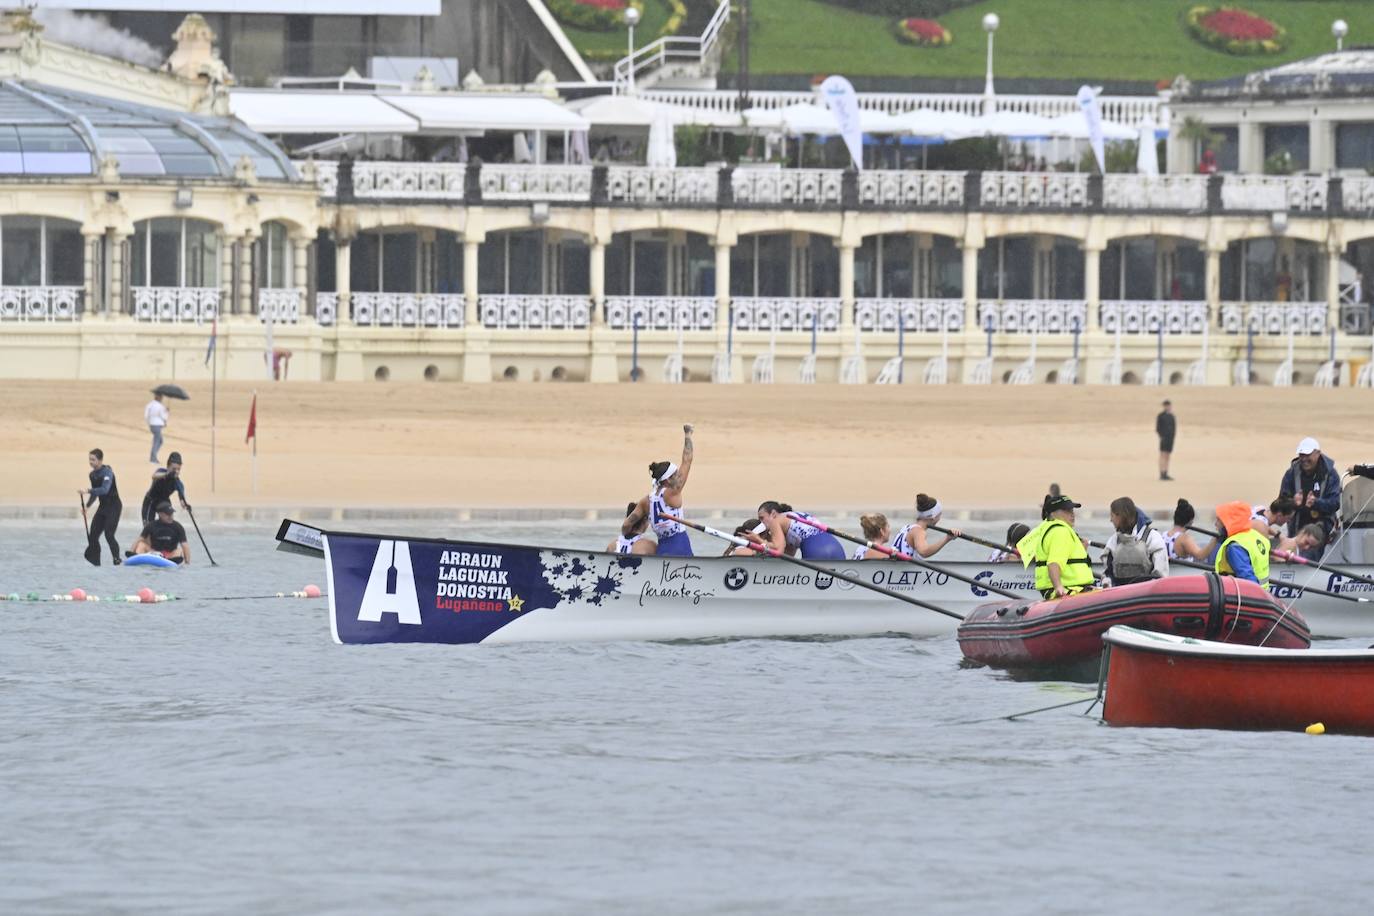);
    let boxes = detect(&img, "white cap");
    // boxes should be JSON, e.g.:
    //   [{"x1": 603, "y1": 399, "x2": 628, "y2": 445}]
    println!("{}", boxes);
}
[{"x1": 1296, "y1": 437, "x2": 1320, "y2": 456}]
